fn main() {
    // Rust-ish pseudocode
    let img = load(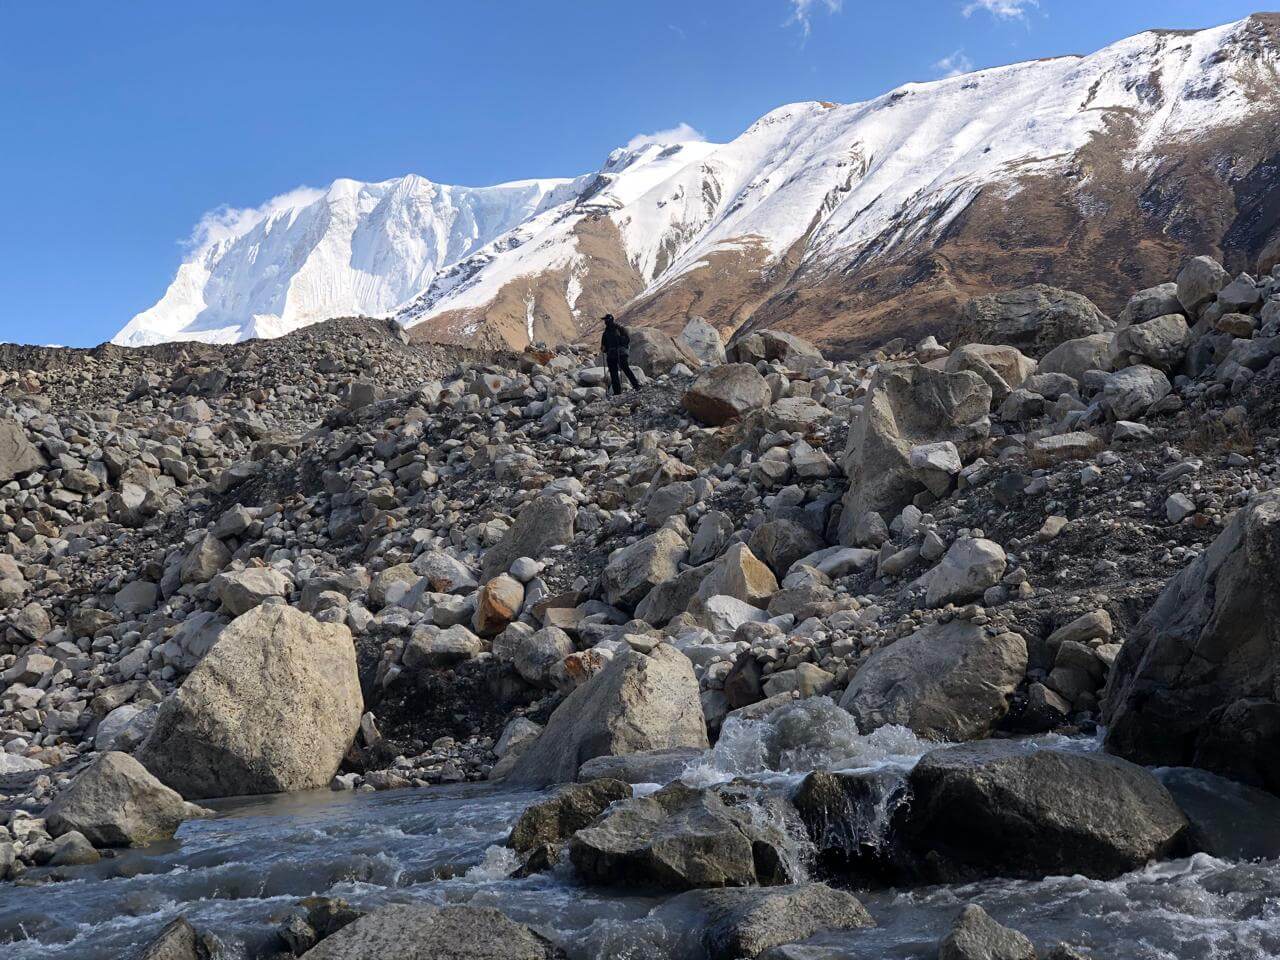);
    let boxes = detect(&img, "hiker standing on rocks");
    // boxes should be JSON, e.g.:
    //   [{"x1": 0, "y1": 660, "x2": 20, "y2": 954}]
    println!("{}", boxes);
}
[{"x1": 601, "y1": 313, "x2": 641, "y2": 397}]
